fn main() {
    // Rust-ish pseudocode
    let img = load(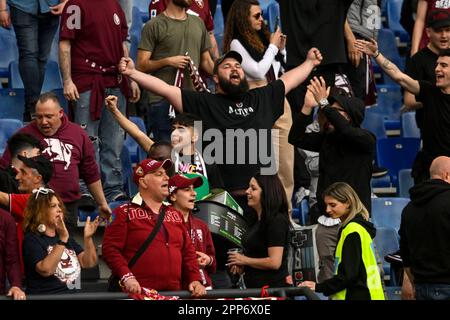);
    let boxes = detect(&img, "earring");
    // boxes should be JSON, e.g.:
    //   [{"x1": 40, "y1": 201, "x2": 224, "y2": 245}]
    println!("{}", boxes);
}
[{"x1": 37, "y1": 224, "x2": 46, "y2": 233}]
